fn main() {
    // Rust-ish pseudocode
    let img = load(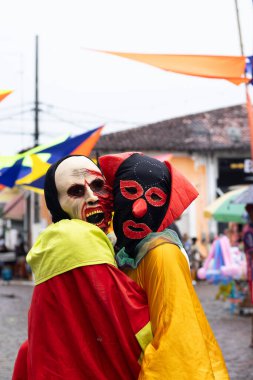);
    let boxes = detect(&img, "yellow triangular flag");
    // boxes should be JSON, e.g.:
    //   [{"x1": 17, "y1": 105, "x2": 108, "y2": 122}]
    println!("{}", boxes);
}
[{"x1": 16, "y1": 154, "x2": 50, "y2": 185}]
